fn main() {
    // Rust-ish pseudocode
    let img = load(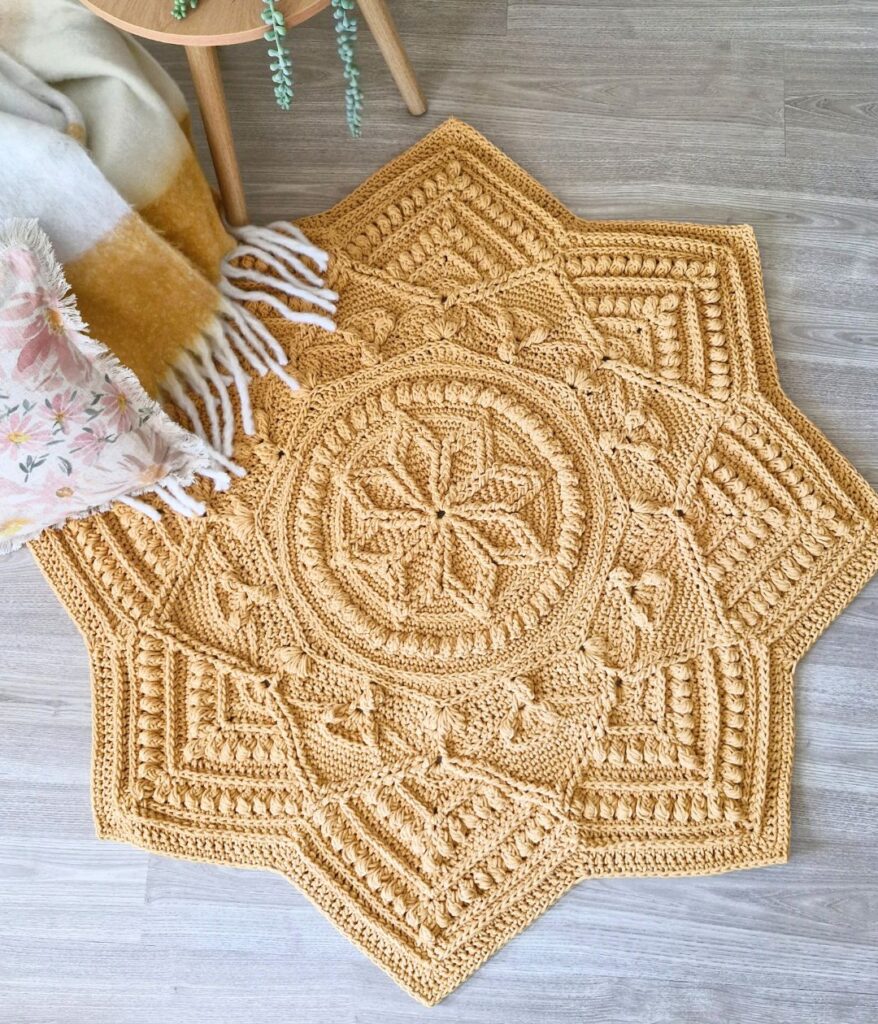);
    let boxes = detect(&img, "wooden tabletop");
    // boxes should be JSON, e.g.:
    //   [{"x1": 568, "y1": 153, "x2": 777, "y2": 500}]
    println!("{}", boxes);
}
[{"x1": 80, "y1": 0, "x2": 331, "y2": 46}]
